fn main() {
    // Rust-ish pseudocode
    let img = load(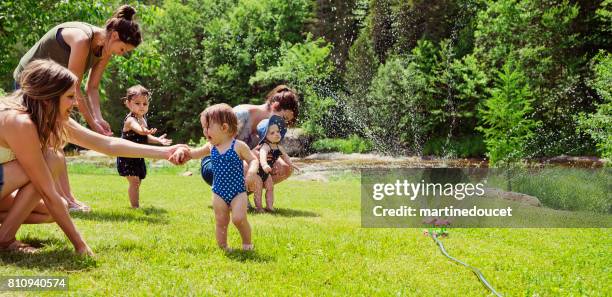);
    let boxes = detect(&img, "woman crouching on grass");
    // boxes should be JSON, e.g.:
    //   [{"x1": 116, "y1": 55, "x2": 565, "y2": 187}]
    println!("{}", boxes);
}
[{"x1": 0, "y1": 59, "x2": 189, "y2": 255}]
